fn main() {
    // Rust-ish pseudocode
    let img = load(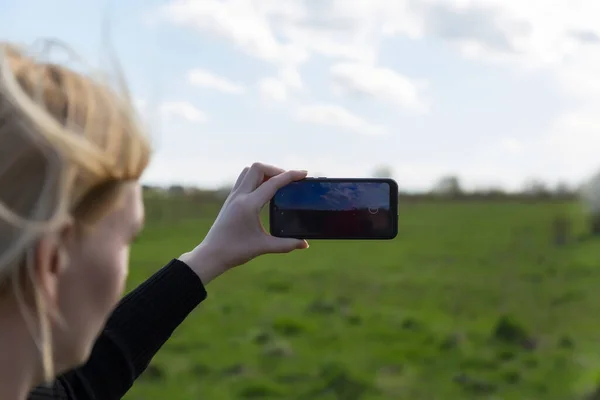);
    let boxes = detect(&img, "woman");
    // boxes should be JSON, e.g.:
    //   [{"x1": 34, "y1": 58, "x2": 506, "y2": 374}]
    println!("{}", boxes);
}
[{"x1": 0, "y1": 42, "x2": 308, "y2": 400}]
